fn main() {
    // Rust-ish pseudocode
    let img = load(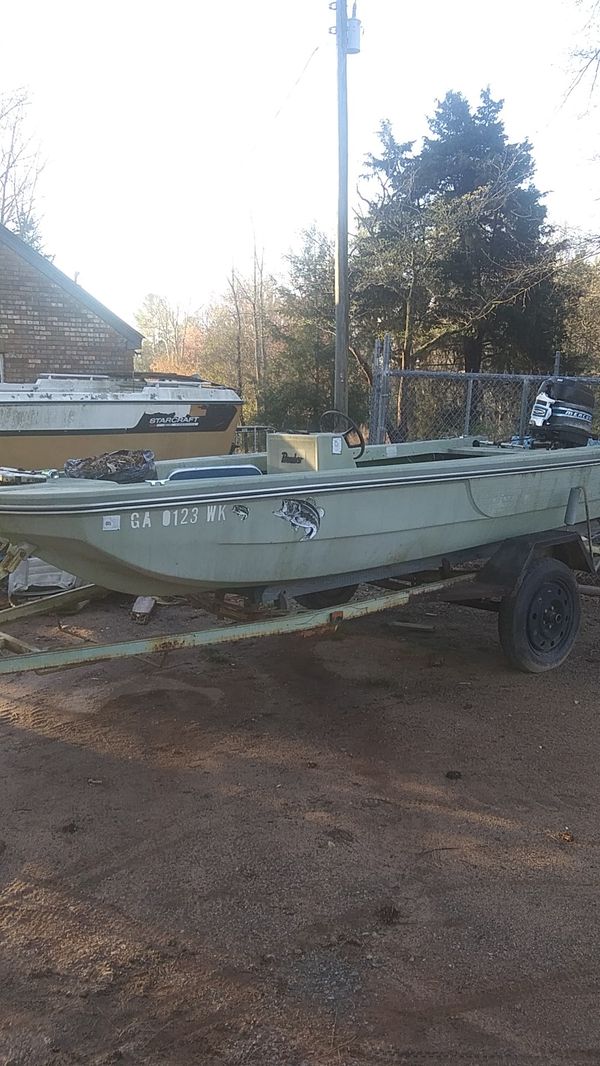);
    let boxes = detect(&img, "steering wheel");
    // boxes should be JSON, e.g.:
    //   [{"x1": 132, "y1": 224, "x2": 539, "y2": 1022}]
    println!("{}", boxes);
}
[{"x1": 319, "y1": 410, "x2": 366, "y2": 460}]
